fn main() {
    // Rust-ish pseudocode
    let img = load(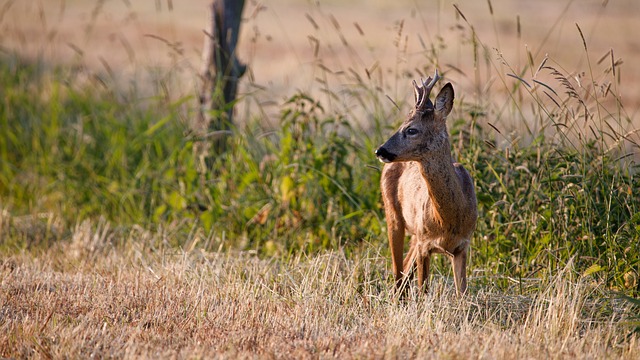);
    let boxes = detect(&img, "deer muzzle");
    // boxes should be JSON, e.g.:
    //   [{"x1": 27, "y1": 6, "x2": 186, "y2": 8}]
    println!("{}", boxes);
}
[{"x1": 375, "y1": 147, "x2": 396, "y2": 163}]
